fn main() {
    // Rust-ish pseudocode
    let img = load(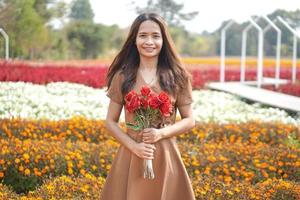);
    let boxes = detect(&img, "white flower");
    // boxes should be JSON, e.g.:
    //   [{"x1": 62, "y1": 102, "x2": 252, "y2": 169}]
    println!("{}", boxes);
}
[
  {"x1": 0, "y1": 82, "x2": 299, "y2": 127},
  {"x1": 192, "y1": 89, "x2": 300, "y2": 126}
]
